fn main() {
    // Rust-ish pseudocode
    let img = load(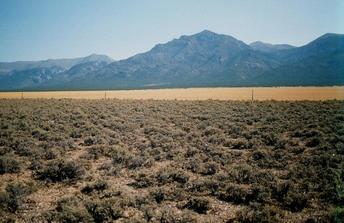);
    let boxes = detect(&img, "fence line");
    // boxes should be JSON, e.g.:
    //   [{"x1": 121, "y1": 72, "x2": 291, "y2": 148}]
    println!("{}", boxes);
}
[{"x1": 0, "y1": 87, "x2": 343, "y2": 100}]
